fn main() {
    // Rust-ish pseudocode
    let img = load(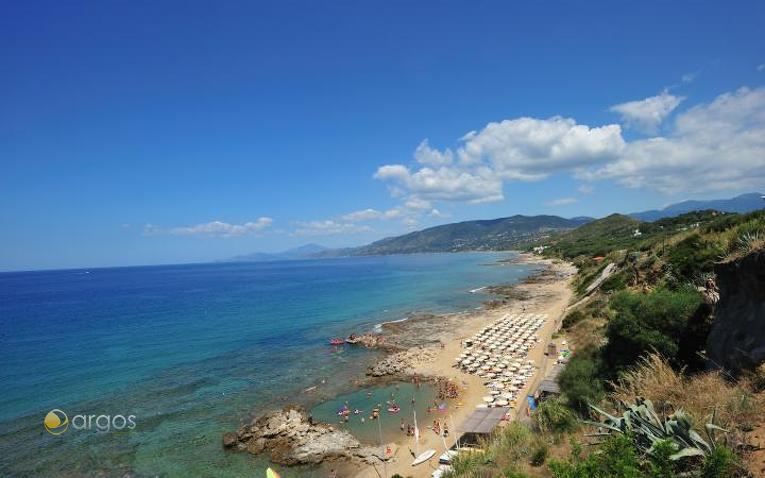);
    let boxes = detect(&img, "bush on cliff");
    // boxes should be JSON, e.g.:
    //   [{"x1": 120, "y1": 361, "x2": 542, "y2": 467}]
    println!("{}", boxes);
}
[
  {"x1": 603, "y1": 288, "x2": 702, "y2": 373},
  {"x1": 557, "y1": 346, "x2": 605, "y2": 413}
]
